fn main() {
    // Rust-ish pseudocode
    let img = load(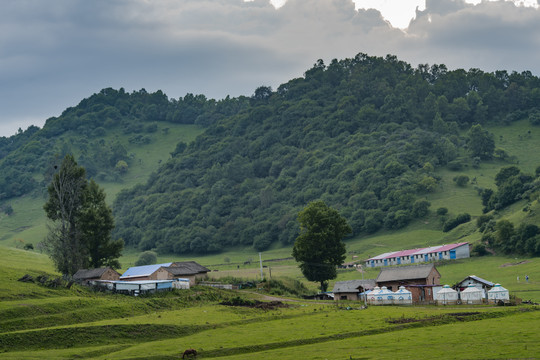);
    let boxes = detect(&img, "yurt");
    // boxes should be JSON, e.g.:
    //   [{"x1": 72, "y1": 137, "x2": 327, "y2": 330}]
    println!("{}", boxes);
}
[
  {"x1": 367, "y1": 286, "x2": 382, "y2": 305},
  {"x1": 435, "y1": 285, "x2": 459, "y2": 305},
  {"x1": 460, "y1": 284, "x2": 483, "y2": 304},
  {"x1": 379, "y1": 286, "x2": 395, "y2": 305},
  {"x1": 394, "y1": 286, "x2": 413, "y2": 305},
  {"x1": 488, "y1": 284, "x2": 509, "y2": 304}
]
